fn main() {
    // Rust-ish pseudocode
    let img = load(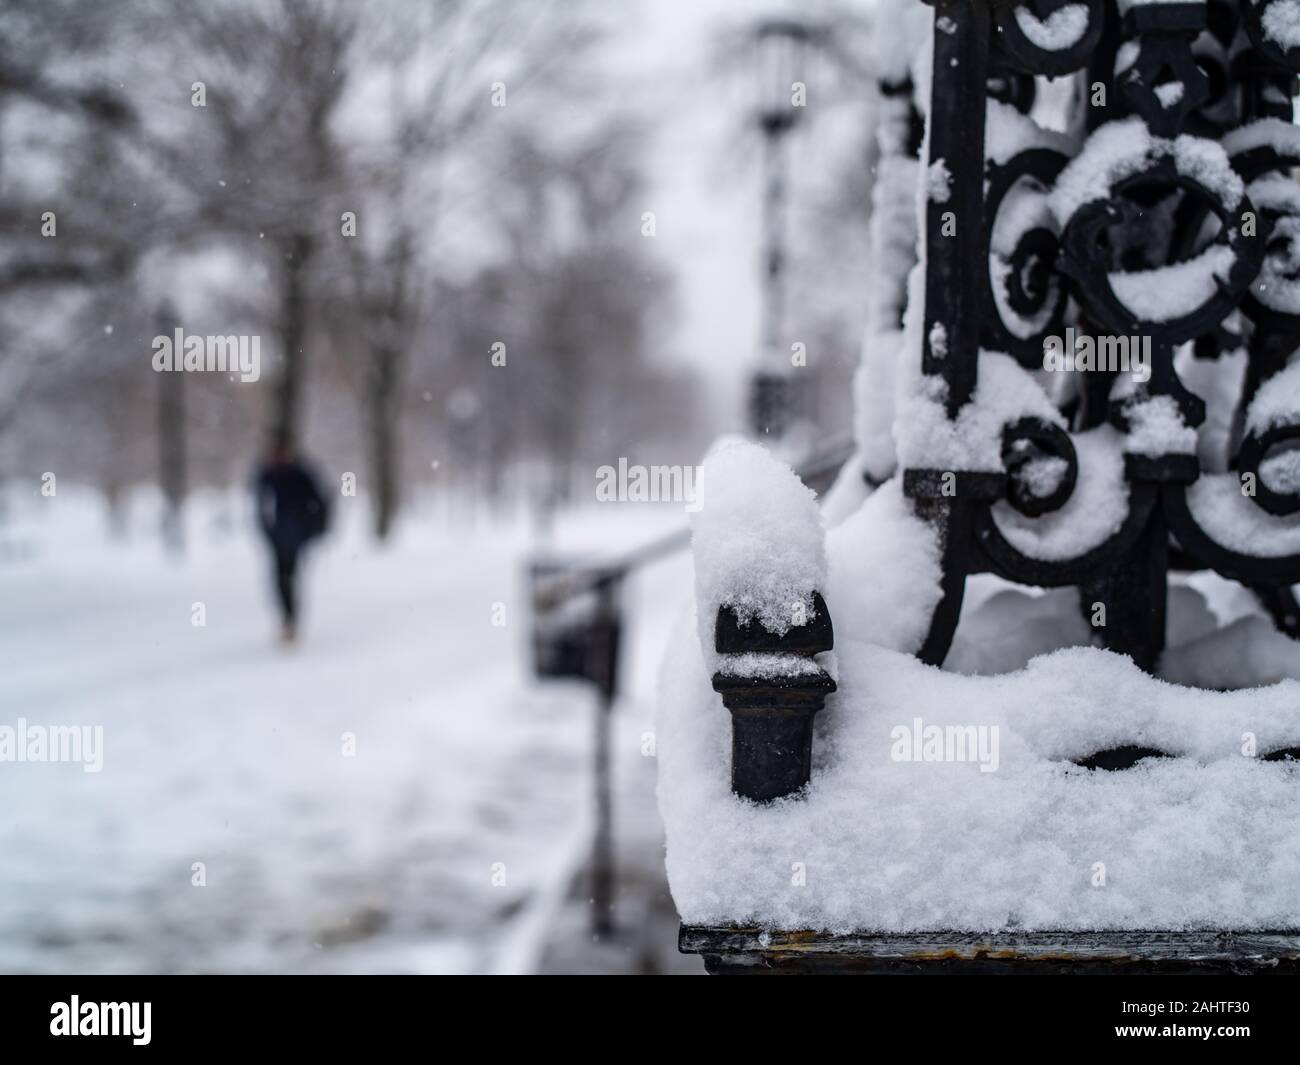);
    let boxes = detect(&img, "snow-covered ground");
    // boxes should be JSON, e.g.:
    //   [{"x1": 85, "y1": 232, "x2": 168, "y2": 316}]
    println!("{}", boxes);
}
[{"x1": 0, "y1": 485, "x2": 690, "y2": 974}]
